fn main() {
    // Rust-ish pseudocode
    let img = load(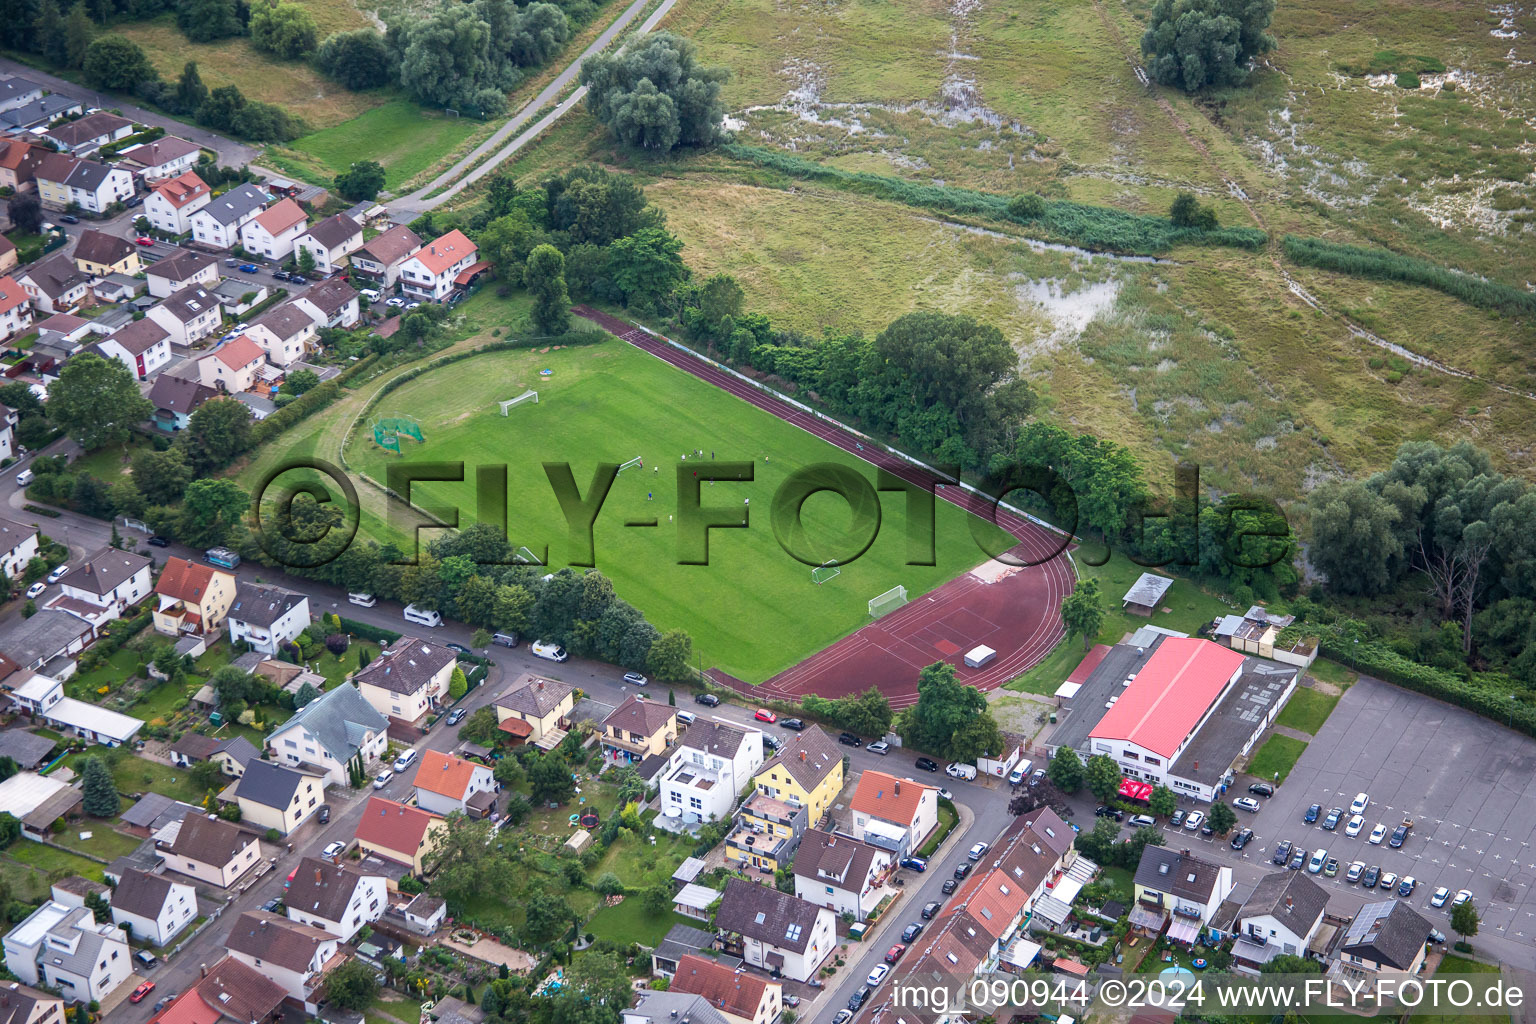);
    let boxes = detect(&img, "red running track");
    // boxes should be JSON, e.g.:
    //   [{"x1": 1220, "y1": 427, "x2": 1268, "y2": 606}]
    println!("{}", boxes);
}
[{"x1": 572, "y1": 306, "x2": 1076, "y2": 709}]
